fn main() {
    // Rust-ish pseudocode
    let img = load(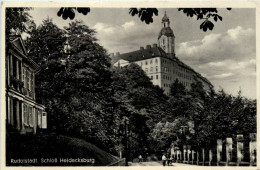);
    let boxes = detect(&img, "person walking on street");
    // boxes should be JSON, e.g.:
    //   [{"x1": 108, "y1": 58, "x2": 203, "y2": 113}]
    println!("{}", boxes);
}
[
  {"x1": 162, "y1": 153, "x2": 167, "y2": 166},
  {"x1": 138, "y1": 155, "x2": 142, "y2": 163}
]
